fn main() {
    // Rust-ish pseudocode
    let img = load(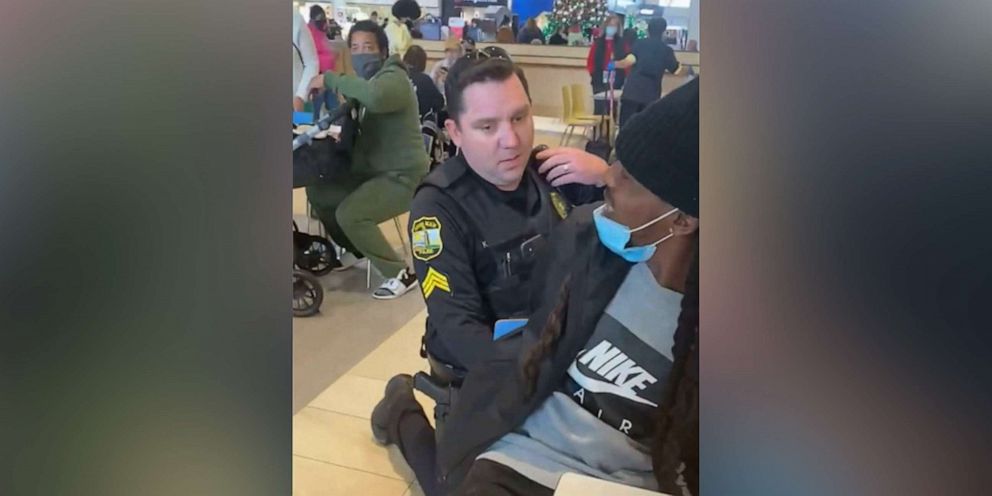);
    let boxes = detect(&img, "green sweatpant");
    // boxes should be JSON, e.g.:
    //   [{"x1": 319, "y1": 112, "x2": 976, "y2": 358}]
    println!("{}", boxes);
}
[{"x1": 305, "y1": 172, "x2": 417, "y2": 278}]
